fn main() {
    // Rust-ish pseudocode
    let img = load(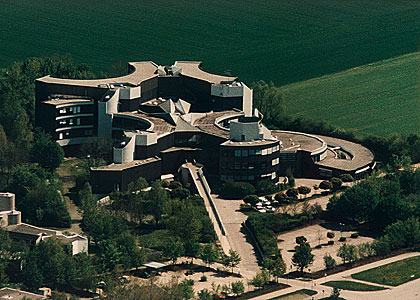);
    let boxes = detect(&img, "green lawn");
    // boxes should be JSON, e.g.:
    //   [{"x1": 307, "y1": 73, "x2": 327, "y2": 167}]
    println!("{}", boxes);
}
[
  {"x1": 323, "y1": 280, "x2": 387, "y2": 291},
  {"x1": 281, "y1": 52, "x2": 420, "y2": 136},
  {"x1": 1, "y1": 1, "x2": 420, "y2": 86},
  {"x1": 268, "y1": 289, "x2": 317, "y2": 299},
  {"x1": 137, "y1": 229, "x2": 172, "y2": 251},
  {"x1": 351, "y1": 255, "x2": 420, "y2": 286}
]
